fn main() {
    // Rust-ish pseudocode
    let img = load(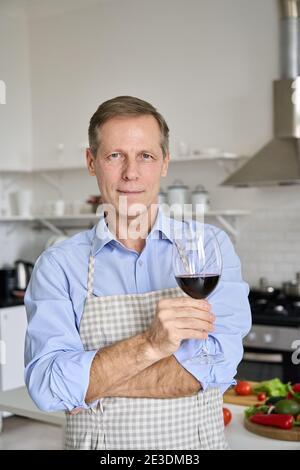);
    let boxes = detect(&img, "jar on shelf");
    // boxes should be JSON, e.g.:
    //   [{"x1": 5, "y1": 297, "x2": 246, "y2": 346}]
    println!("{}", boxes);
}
[
  {"x1": 167, "y1": 180, "x2": 189, "y2": 206},
  {"x1": 191, "y1": 185, "x2": 210, "y2": 212},
  {"x1": 158, "y1": 189, "x2": 167, "y2": 205}
]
